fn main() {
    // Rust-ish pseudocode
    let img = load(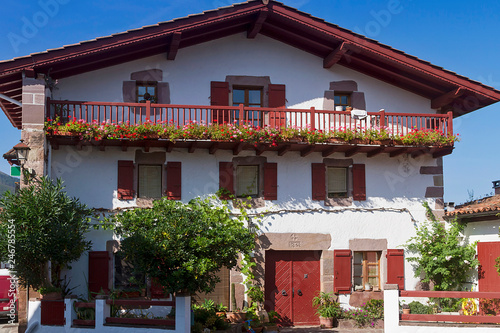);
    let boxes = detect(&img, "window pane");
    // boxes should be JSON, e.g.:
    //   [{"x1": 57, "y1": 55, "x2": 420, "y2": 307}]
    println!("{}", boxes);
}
[
  {"x1": 139, "y1": 165, "x2": 162, "y2": 198},
  {"x1": 368, "y1": 265, "x2": 378, "y2": 275},
  {"x1": 138, "y1": 86, "x2": 146, "y2": 96},
  {"x1": 233, "y1": 89, "x2": 245, "y2": 104},
  {"x1": 353, "y1": 252, "x2": 363, "y2": 264},
  {"x1": 368, "y1": 276, "x2": 379, "y2": 286},
  {"x1": 341, "y1": 96, "x2": 348, "y2": 104},
  {"x1": 334, "y1": 96, "x2": 340, "y2": 105},
  {"x1": 366, "y1": 252, "x2": 378, "y2": 263},
  {"x1": 249, "y1": 90, "x2": 261, "y2": 104},
  {"x1": 236, "y1": 165, "x2": 259, "y2": 197},
  {"x1": 327, "y1": 167, "x2": 347, "y2": 197}
]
